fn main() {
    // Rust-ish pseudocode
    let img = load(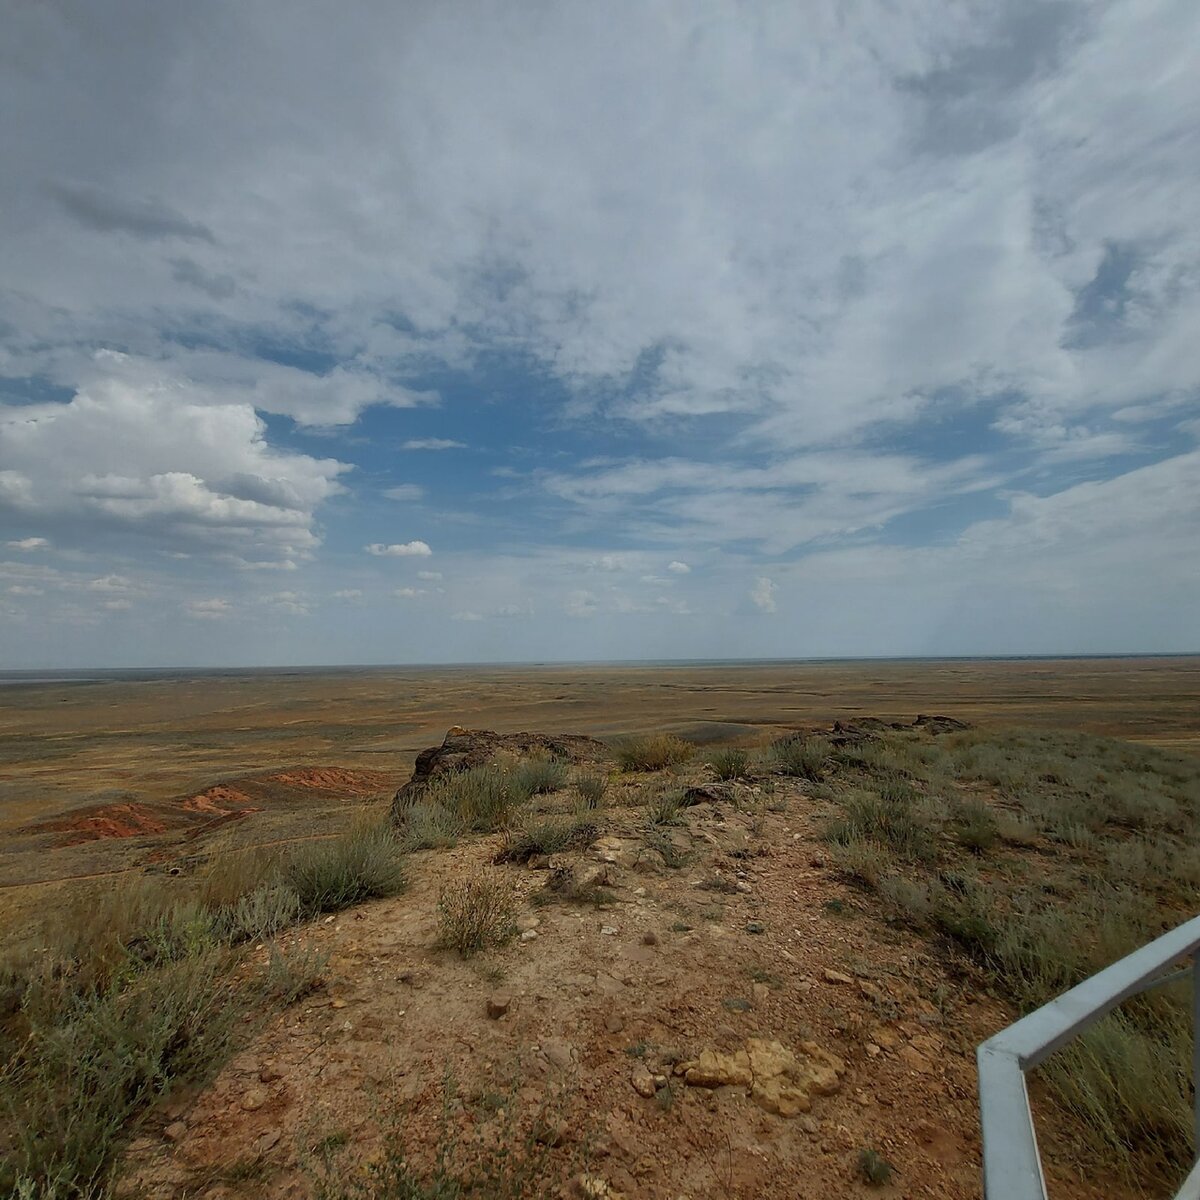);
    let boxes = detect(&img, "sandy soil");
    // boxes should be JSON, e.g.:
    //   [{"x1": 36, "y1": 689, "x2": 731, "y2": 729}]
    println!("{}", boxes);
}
[{"x1": 115, "y1": 768, "x2": 1120, "y2": 1200}]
